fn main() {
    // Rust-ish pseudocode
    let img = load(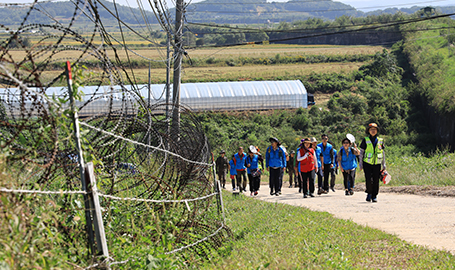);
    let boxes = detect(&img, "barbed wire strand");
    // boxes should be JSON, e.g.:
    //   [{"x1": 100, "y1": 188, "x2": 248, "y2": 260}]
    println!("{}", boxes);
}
[
  {"x1": 79, "y1": 121, "x2": 215, "y2": 167},
  {"x1": 0, "y1": 63, "x2": 63, "y2": 112},
  {"x1": 0, "y1": 187, "x2": 88, "y2": 195},
  {"x1": 98, "y1": 190, "x2": 217, "y2": 203},
  {"x1": 165, "y1": 223, "x2": 226, "y2": 255}
]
